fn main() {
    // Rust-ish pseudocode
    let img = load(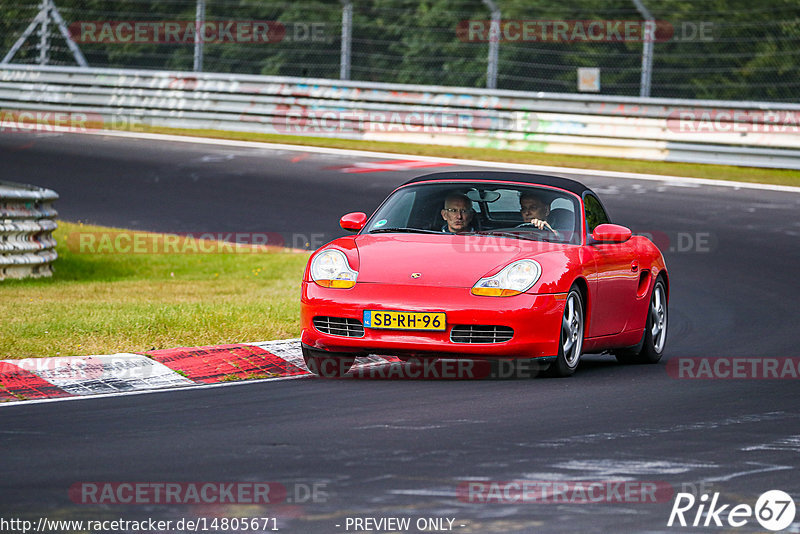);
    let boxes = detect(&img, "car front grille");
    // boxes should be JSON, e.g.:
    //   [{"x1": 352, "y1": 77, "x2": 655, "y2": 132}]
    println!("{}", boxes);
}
[
  {"x1": 313, "y1": 316, "x2": 365, "y2": 338},
  {"x1": 450, "y1": 325, "x2": 514, "y2": 344}
]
